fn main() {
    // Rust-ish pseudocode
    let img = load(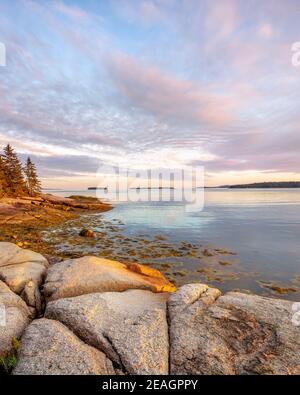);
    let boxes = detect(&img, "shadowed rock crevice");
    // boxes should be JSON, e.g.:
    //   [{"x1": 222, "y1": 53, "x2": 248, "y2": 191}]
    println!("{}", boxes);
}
[
  {"x1": 45, "y1": 290, "x2": 170, "y2": 375},
  {"x1": 0, "y1": 243, "x2": 48, "y2": 316},
  {"x1": 0, "y1": 280, "x2": 31, "y2": 358},
  {"x1": 102, "y1": 332, "x2": 128, "y2": 375}
]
